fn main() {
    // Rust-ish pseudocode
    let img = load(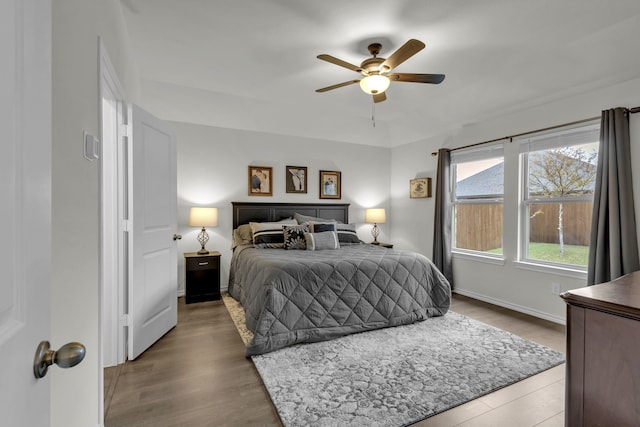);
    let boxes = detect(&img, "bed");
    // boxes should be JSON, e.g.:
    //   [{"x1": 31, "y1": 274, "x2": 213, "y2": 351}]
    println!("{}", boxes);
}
[{"x1": 228, "y1": 202, "x2": 451, "y2": 355}]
